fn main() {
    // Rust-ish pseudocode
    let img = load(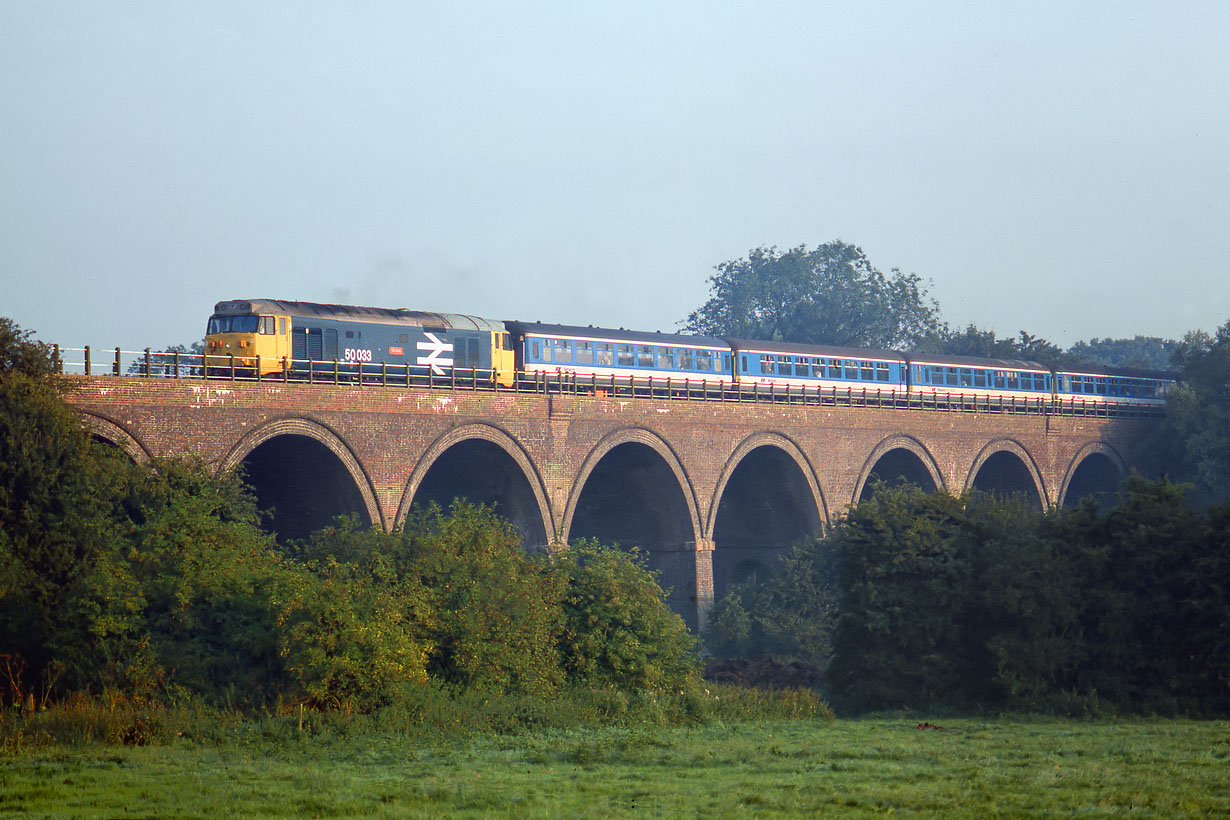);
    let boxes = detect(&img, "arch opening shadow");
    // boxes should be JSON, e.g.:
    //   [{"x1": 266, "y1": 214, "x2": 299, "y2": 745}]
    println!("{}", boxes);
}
[
  {"x1": 859, "y1": 448, "x2": 938, "y2": 502},
  {"x1": 90, "y1": 434, "x2": 136, "y2": 464},
  {"x1": 1063, "y1": 452, "x2": 1123, "y2": 510},
  {"x1": 409, "y1": 439, "x2": 549, "y2": 552},
  {"x1": 240, "y1": 434, "x2": 371, "y2": 543},
  {"x1": 969, "y1": 451, "x2": 1044, "y2": 510},
  {"x1": 568, "y1": 441, "x2": 697, "y2": 630},
  {"x1": 712, "y1": 445, "x2": 821, "y2": 601}
]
